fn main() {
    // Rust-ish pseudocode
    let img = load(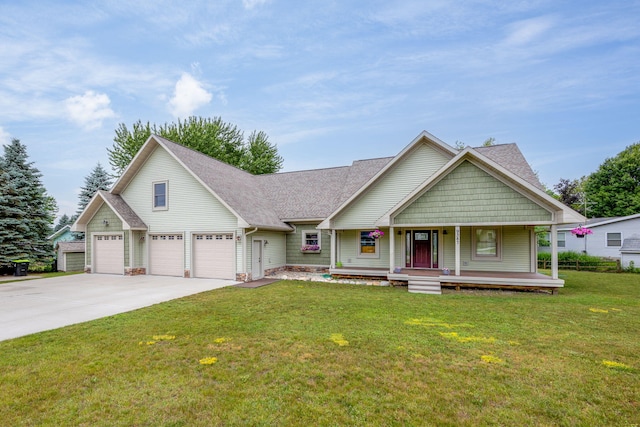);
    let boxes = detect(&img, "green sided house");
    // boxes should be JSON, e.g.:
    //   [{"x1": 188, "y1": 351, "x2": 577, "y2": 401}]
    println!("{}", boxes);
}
[{"x1": 72, "y1": 132, "x2": 583, "y2": 294}]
